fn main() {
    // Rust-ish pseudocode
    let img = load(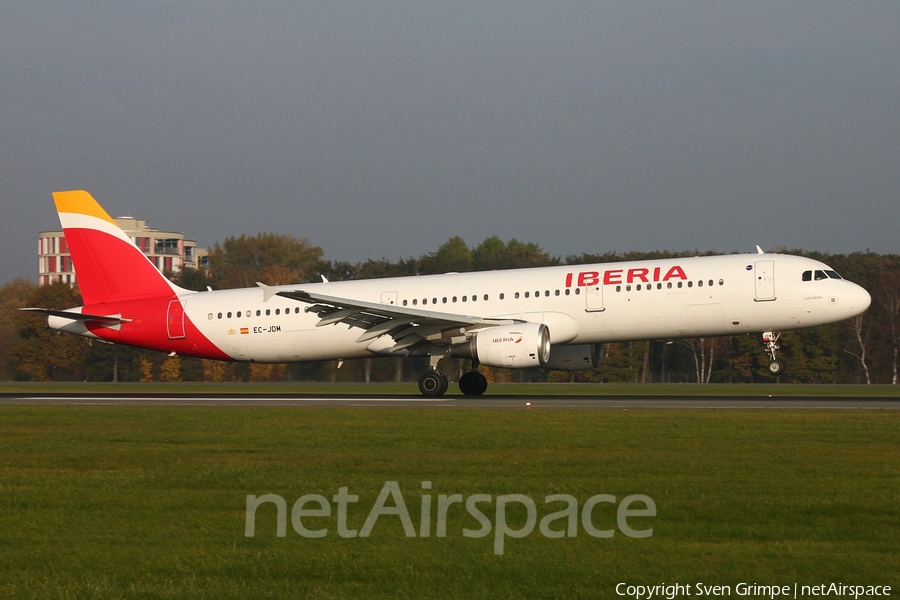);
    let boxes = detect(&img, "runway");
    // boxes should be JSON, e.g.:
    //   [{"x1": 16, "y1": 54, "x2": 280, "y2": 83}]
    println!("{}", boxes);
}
[{"x1": 1, "y1": 392, "x2": 897, "y2": 409}]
